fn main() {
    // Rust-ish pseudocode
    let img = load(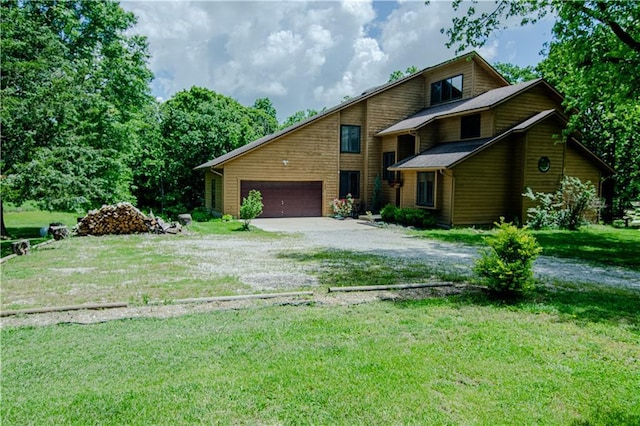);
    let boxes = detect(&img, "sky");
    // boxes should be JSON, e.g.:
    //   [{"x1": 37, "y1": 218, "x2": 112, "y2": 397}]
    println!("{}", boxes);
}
[{"x1": 121, "y1": 0, "x2": 554, "y2": 122}]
